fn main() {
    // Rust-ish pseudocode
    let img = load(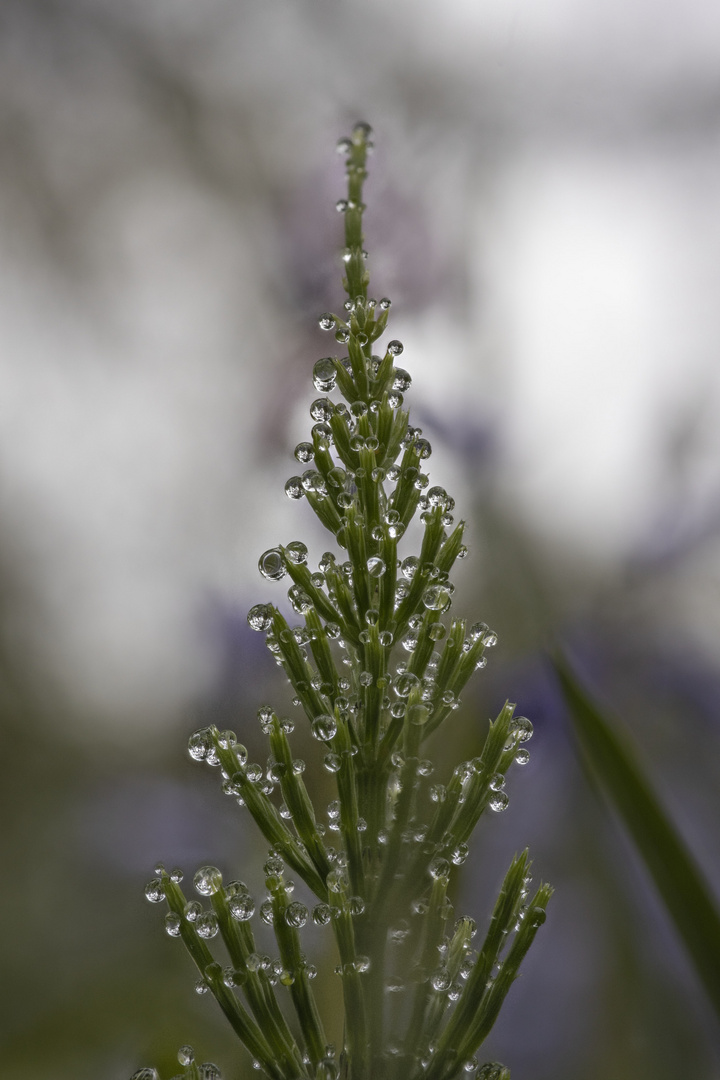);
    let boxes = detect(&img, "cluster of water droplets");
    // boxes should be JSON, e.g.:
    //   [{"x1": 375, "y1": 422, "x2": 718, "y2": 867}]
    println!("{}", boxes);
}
[
  {"x1": 138, "y1": 121, "x2": 551, "y2": 1080},
  {"x1": 130, "y1": 1046, "x2": 221, "y2": 1080}
]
